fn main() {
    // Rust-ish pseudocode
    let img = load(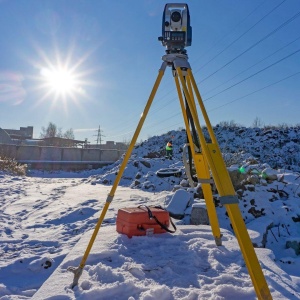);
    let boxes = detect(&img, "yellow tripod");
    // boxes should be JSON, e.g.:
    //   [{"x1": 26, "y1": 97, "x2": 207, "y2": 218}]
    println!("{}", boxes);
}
[{"x1": 69, "y1": 52, "x2": 272, "y2": 300}]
